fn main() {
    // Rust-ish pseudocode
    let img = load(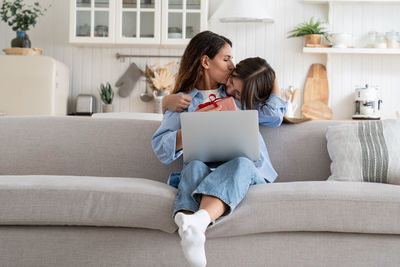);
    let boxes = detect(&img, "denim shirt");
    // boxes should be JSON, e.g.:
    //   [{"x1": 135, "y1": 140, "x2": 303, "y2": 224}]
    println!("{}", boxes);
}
[{"x1": 151, "y1": 85, "x2": 287, "y2": 188}]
